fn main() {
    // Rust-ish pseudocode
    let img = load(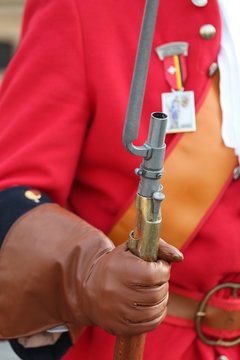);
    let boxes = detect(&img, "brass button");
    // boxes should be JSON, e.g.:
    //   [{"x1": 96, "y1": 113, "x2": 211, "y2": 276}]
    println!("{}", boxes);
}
[
  {"x1": 192, "y1": 0, "x2": 208, "y2": 7},
  {"x1": 24, "y1": 189, "x2": 42, "y2": 203},
  {"x1": 200, "y1": 24, "x2": 216, "y2": 40},
  {"x1": 208, "y1": 62, "x2": 218, "y2": 77}
]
